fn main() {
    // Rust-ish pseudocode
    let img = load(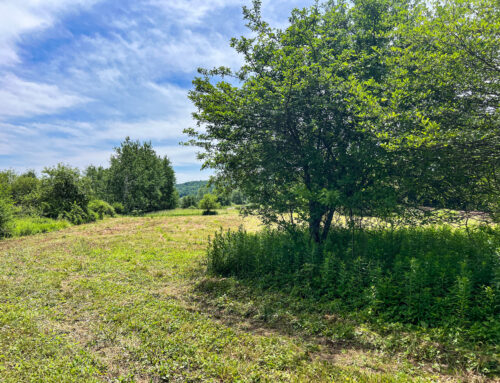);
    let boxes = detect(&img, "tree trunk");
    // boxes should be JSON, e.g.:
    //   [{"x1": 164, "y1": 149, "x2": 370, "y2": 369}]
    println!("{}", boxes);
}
[
  {"x1": 309, "y1": 201, "x2": 323, "y2": 243},
  {"x1": 320, "y1": 209, "x2": 335, "y2": 242}
]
